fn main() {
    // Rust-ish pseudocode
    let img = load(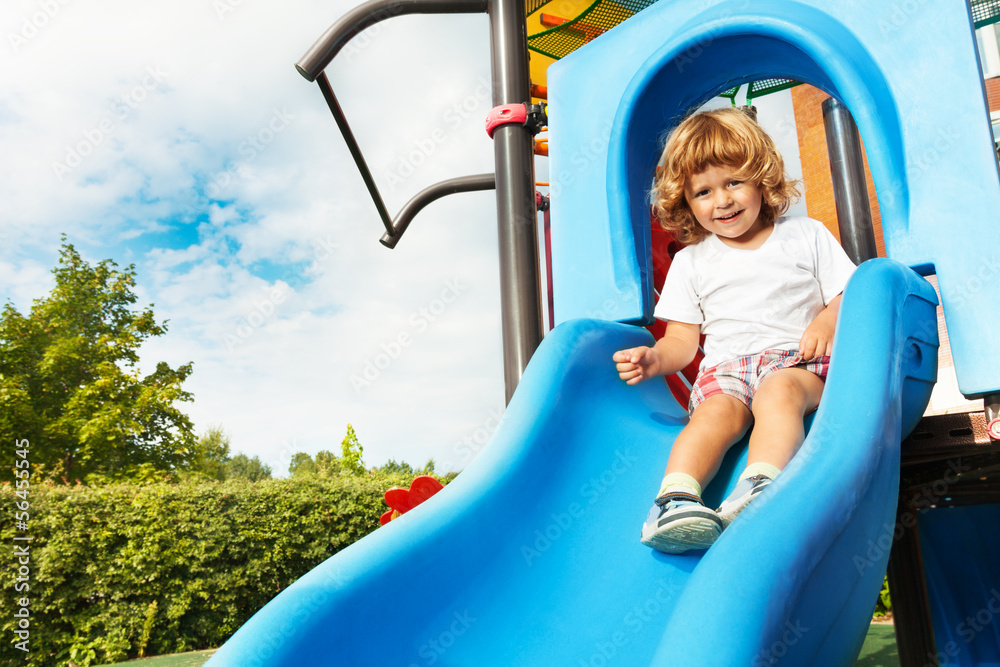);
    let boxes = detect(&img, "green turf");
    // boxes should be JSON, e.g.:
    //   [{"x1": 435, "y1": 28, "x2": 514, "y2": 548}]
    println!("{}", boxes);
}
[
  {"x1": 105, "y1": 649, "x2": 216, "y2": 666},
  {"x1": 105, "y1": 624, "x2": 899, "y2": 665},
  {"x1": 856, "y1": 623, "x2": 900, "y2": 666}
]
